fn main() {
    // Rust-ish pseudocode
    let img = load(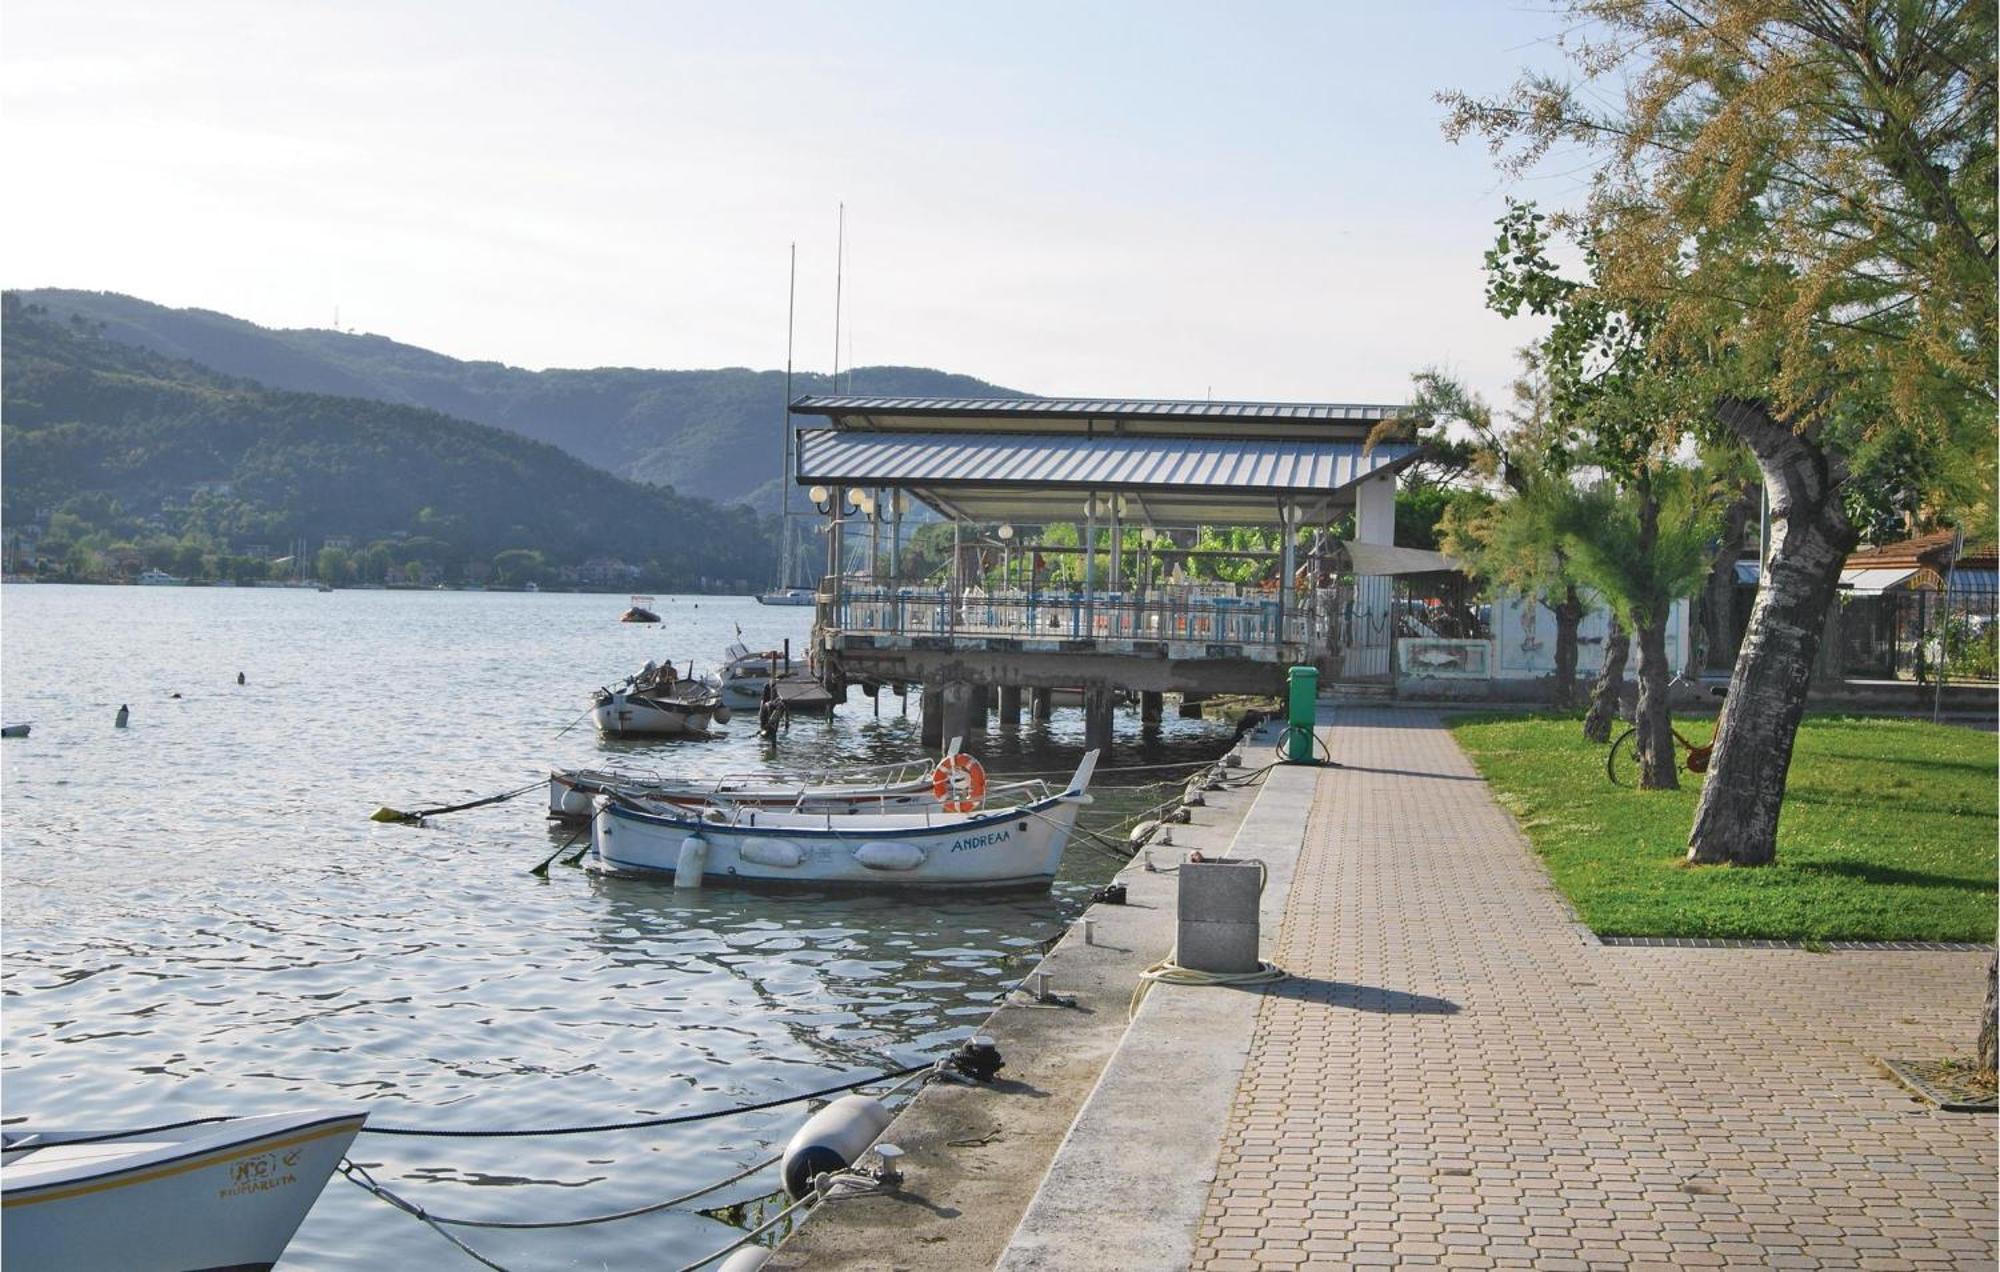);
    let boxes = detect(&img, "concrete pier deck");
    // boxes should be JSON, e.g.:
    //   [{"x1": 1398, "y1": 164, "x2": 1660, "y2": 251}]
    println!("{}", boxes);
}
[{"x1": 772, "y1": 709, "x2": 1997, "y2": 1269}]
